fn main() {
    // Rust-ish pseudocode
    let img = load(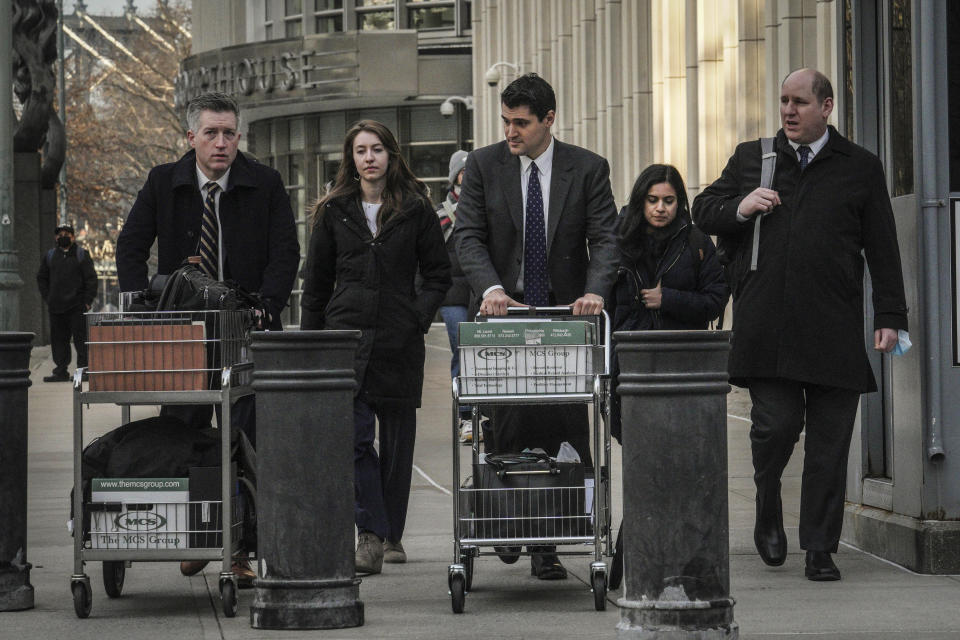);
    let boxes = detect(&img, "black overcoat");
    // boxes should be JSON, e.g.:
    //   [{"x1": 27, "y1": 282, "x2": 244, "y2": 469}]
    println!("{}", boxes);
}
[
  {"x1": 300, "y1": 195, "x2": 451, "y2": 407},
  {"x1": 116, "y1": 150, "x2": 300, "y2": 328},
  {"x1": 692, "y1": 127, "x2": 908, "y2": 391}
]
